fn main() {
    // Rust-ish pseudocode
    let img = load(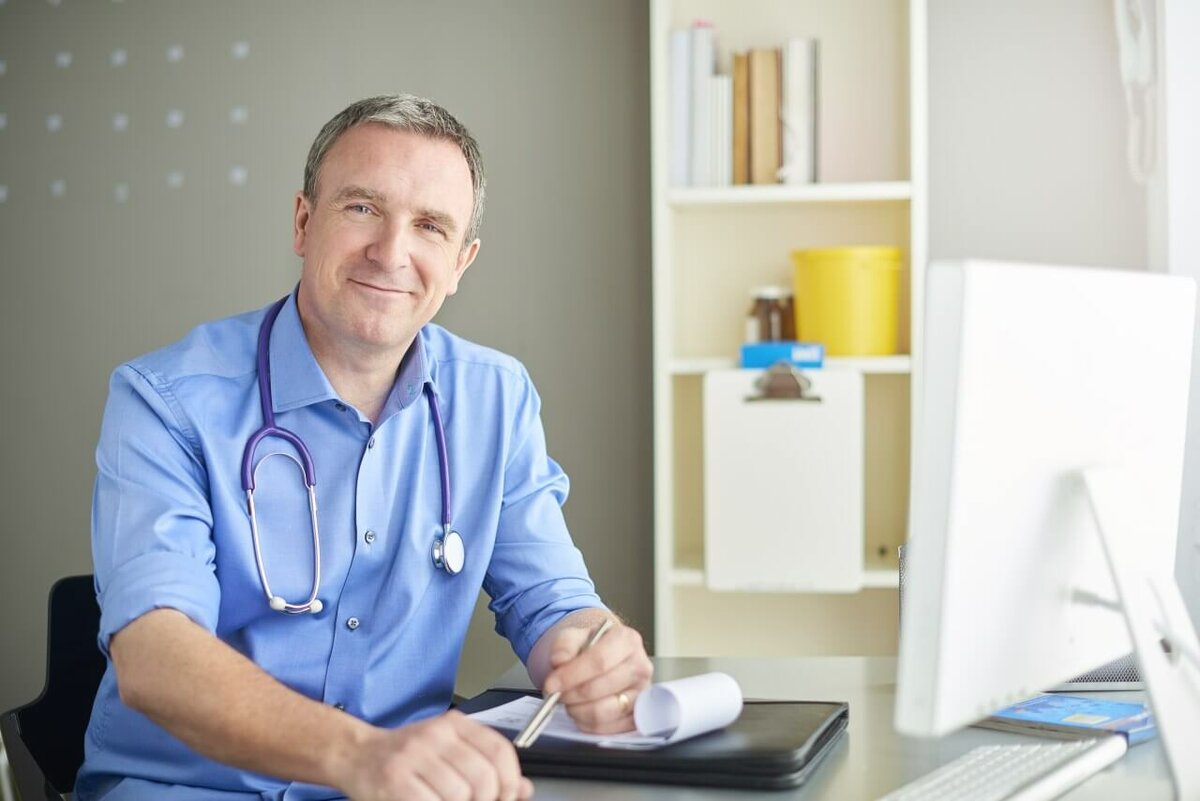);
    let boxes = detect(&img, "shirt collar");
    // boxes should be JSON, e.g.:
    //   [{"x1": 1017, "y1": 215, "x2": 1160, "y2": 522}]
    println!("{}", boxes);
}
[
  {"x1": 268, "y1": 293, "x2": 339, "y2": 414},
  {"x1": 267, "y1": 292, "x2": 434, "y2": 416},
  {"x1": 382, "y1": 328, "x2": 433, "y2": 416}
]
